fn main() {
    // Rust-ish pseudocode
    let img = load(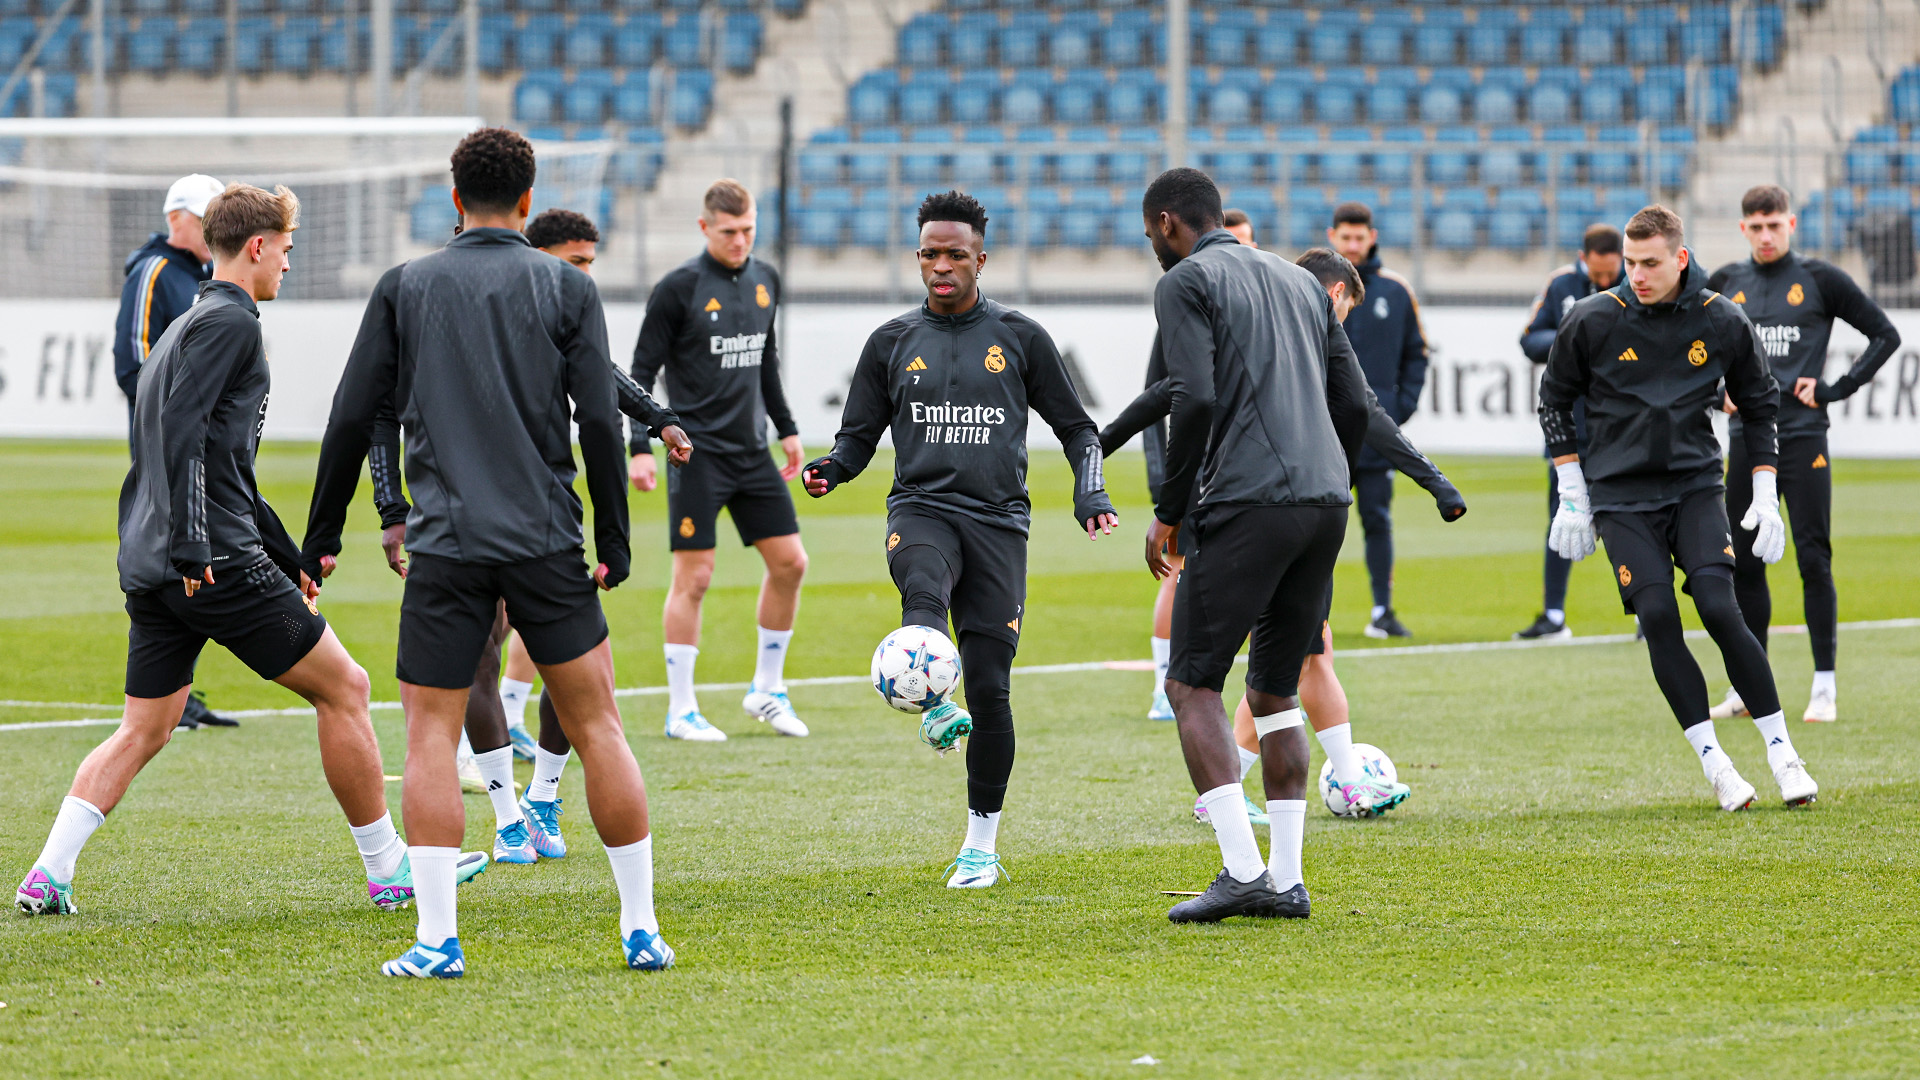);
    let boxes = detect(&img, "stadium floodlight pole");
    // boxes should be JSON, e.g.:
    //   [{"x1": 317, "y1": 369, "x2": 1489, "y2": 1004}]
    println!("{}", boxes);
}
[
  {"x1": 87, "y1": 0, "x2": 102, "y2": 118},
  {"x1": 224, "y1": 0, "x2": 238, "y2": 116},
  {"x1": 1164, "y1": 0, "x2": 1188, "y2": 172},
  {"x1": 371, "y1": 0, "x2": 392, "y2": 116},
  {"x1": 462, "y1": 0, "x2": 478, "y2": 119}
]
